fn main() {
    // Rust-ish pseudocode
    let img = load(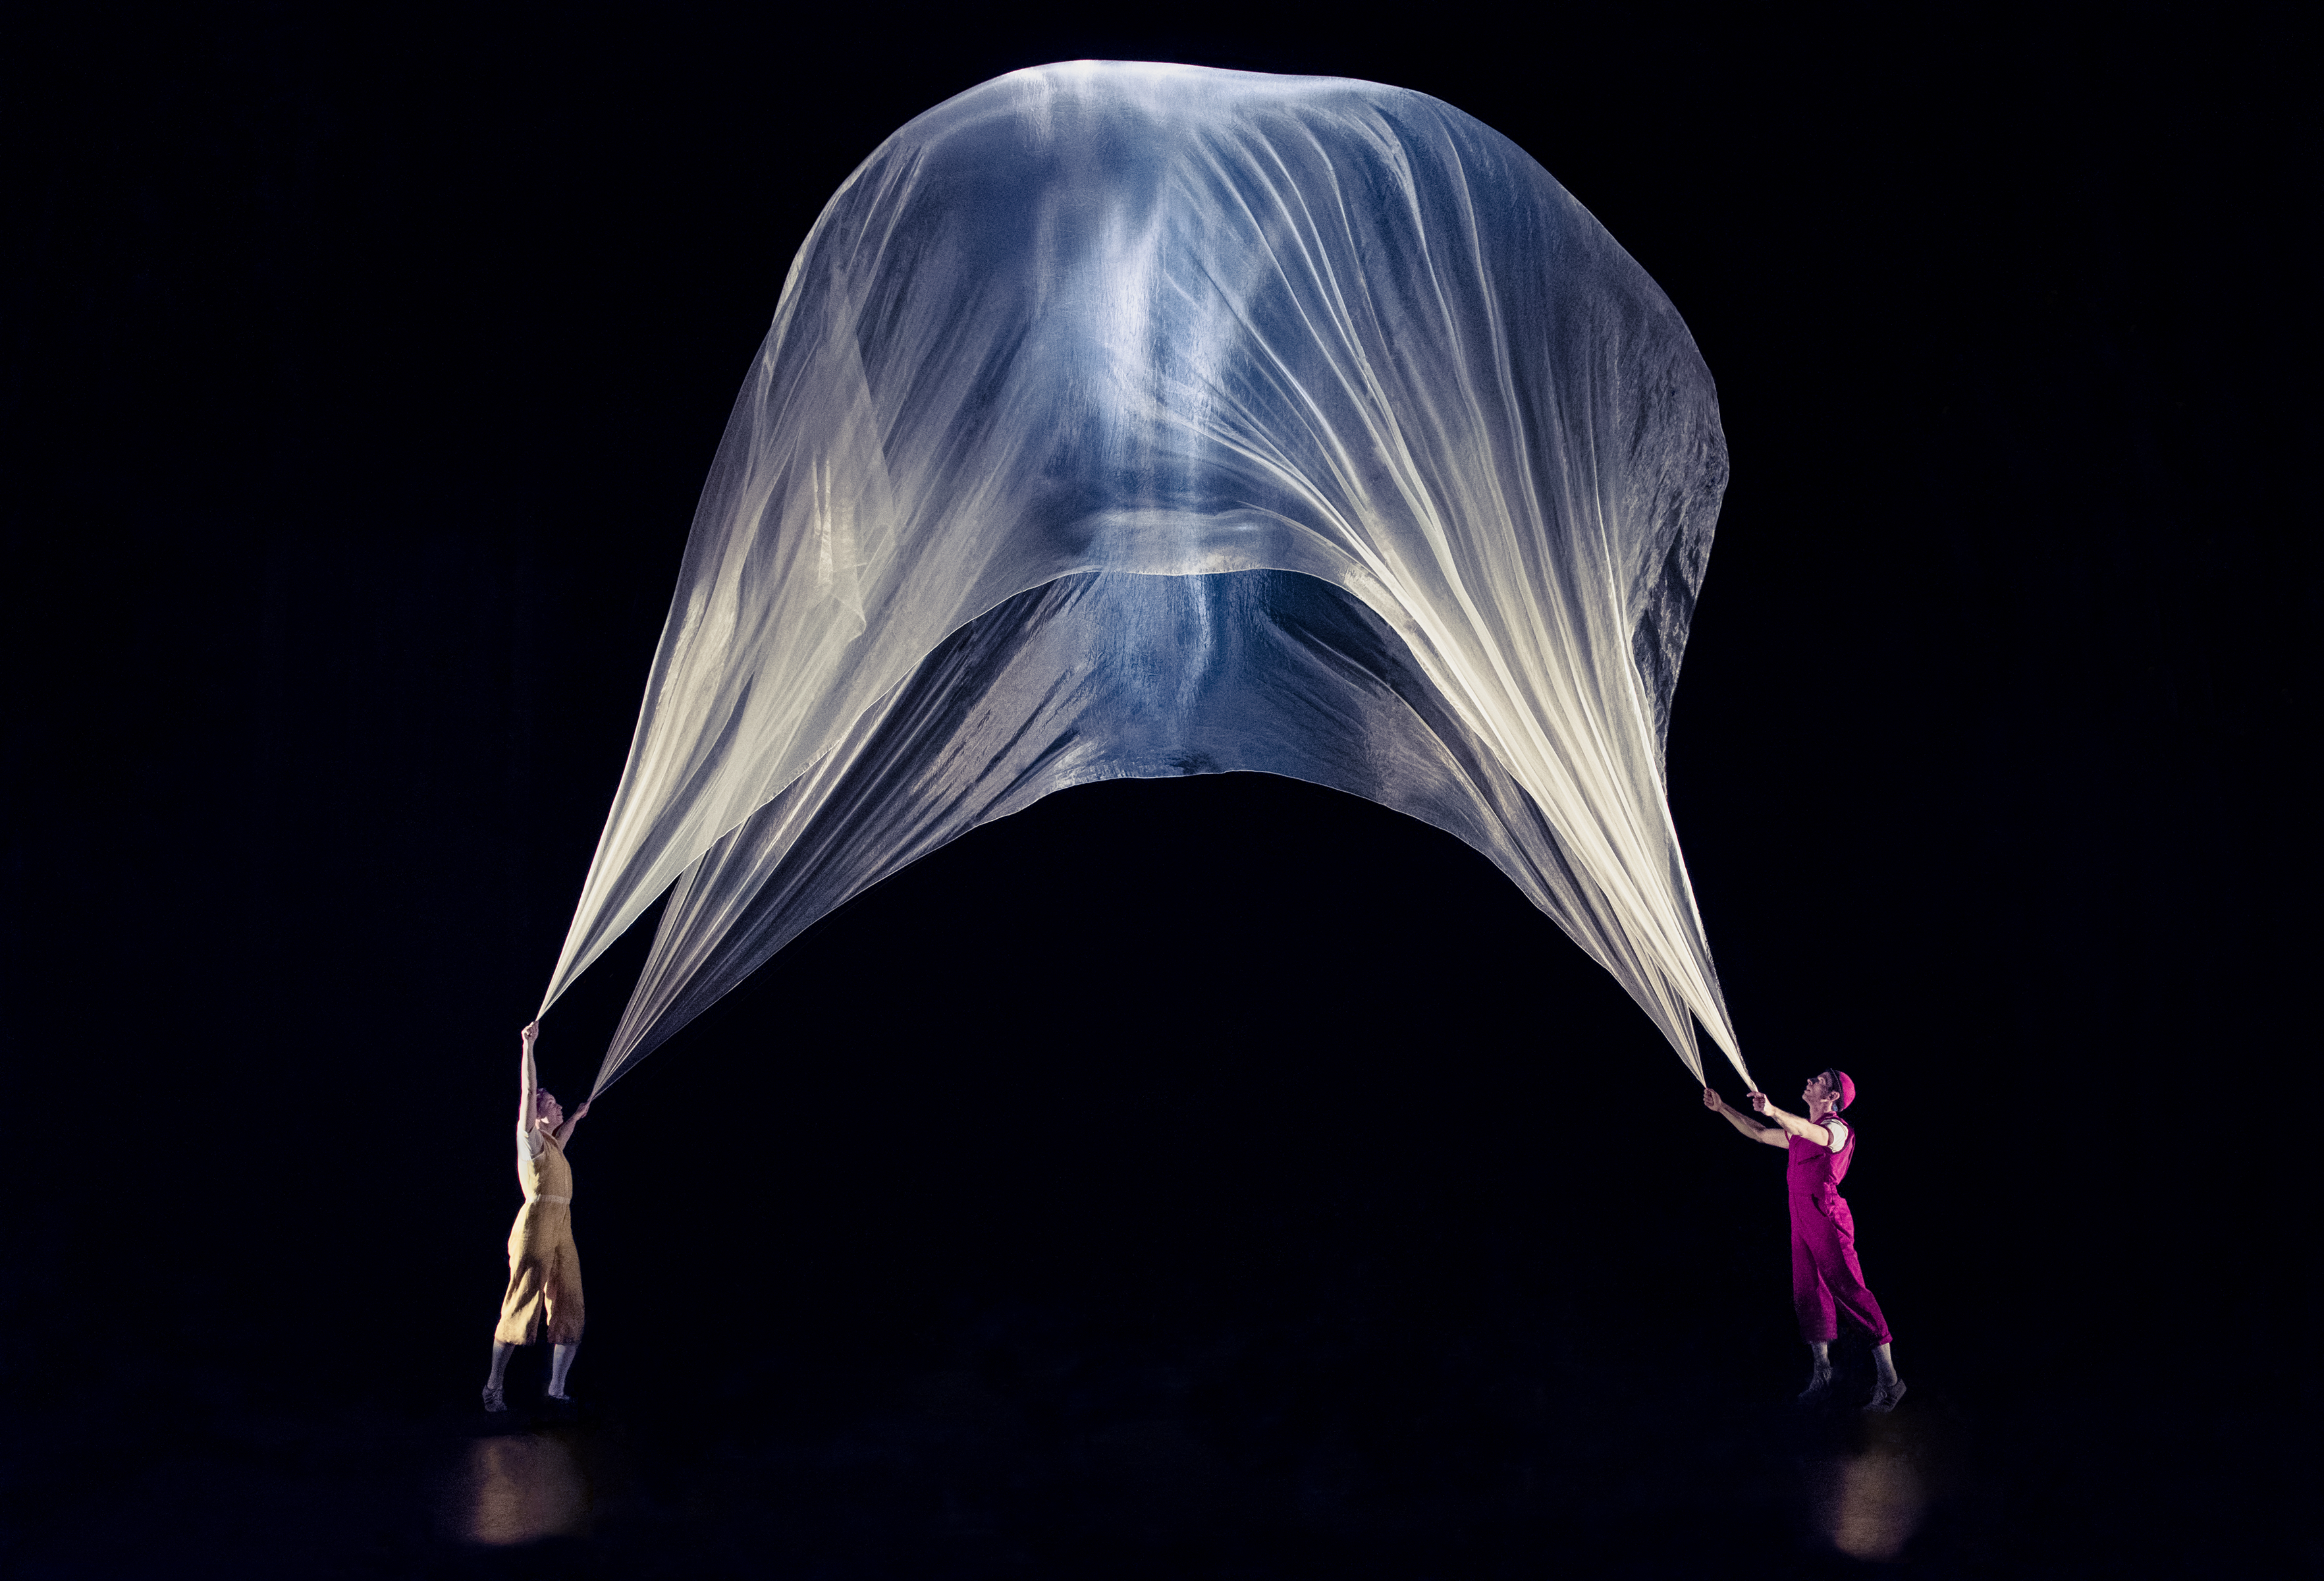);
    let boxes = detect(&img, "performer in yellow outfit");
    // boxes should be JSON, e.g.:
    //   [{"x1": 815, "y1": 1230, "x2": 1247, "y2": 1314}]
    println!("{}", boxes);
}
[{"x1": 483, "y1": 1020, "x2": 592, "y2": 1412}]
